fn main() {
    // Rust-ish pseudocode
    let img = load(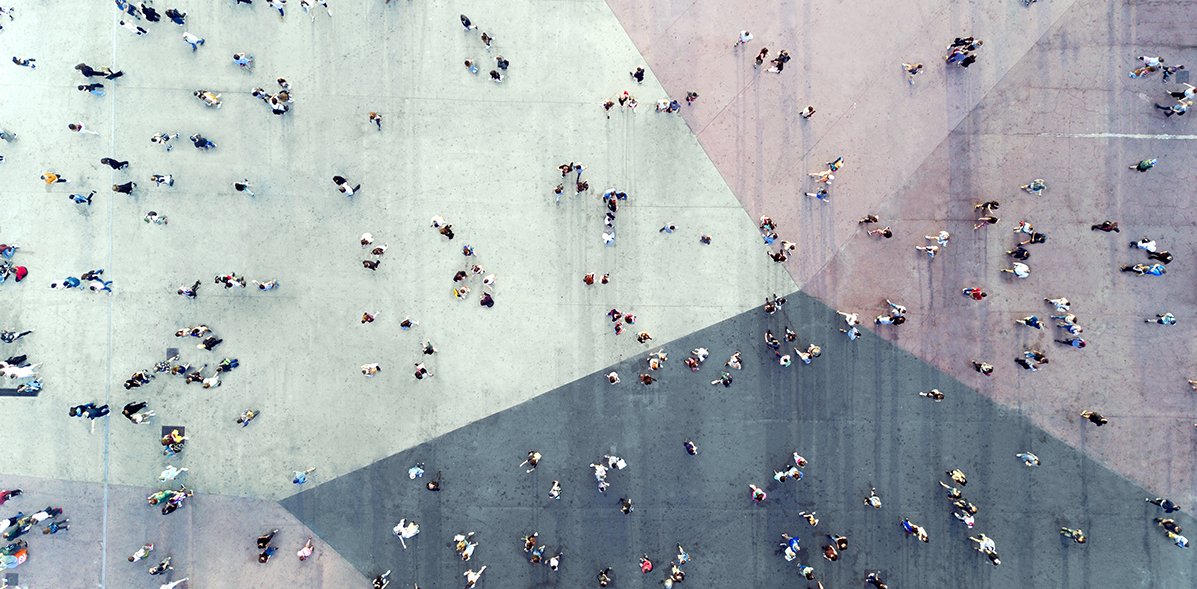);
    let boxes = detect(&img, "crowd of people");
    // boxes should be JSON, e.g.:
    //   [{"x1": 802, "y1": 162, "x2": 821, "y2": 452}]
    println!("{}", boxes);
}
[{"x1": 0, "y1": 1, "x2": 1191, "y2": 587}]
